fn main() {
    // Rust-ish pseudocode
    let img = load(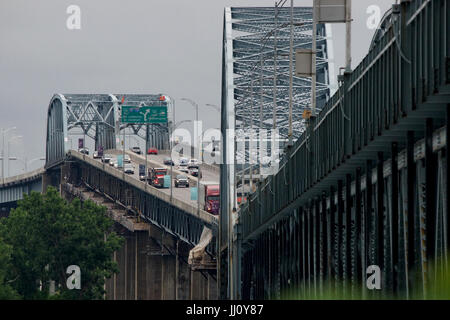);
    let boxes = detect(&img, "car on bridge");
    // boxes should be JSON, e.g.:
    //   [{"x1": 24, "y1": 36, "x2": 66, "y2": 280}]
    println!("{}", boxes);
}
[
  {"x1": 78, "y1": 147, "x2": 89, "y2": 155},
  {"x1": 178, "y1": 167, "x2": 189, "y2": 174},
  {"x1": 101, "y1": 154, "x2": 113, "y2": 163},
  {"x1": 147, "y1": 147, "x2": 158, "y2": 155},
  {"x1": 174, "y1": 175, "x2": 189, "y2": 188},
  {"x1": 188, "y1": 165, "x2": 199, "y2": 177},
  {"x1": 163, "y1": 157, "x2": 175, "y2": 166},
  {"x1": 124, "y1": 163, "x2": 134, "y2": 174},
  {"x1": 109, "y1": 158, "x2": 117, "y2": 167},
  {"x1": 124, "y1": 154, "x2": 131, "y2": 163},
  {"x1": 93, "y1": 150, "x2": 102, "y2": 159},
  {"x1": 188, "y1": 158, "x2": 199, "y2": 166},
  {"x1": 179, "y1": 157, "x2": 189, "y2": 167},
  {"x1": 139, "y1": 164, "x2": 146, "y2": 181},
  {"x1": 130, "y1": 146, "x2": 142, "y2": 154}
]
